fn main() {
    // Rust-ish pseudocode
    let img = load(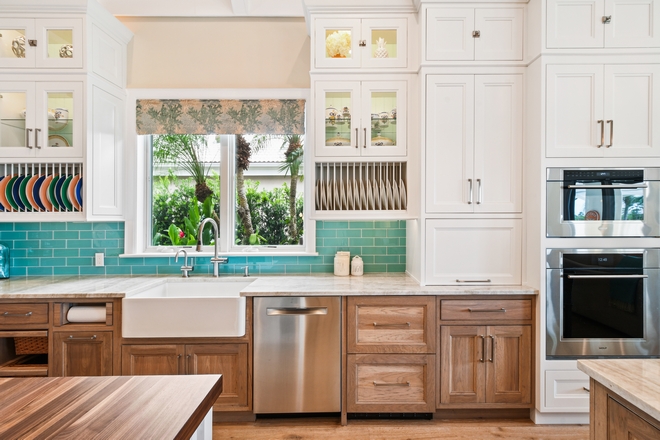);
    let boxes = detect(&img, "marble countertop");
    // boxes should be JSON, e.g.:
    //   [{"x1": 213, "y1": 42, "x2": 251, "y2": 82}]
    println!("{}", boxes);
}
[
  {"x1": 578, "y1": 359, "x2": 660, "y2": 422},
  {"x1": 0, "y1": 274, "x2": 537, "y2": 299}
]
